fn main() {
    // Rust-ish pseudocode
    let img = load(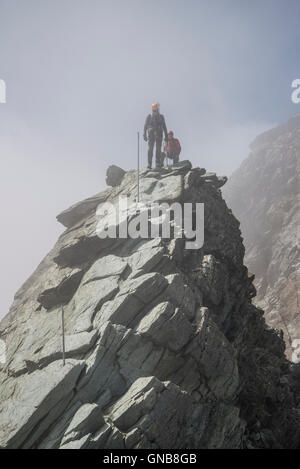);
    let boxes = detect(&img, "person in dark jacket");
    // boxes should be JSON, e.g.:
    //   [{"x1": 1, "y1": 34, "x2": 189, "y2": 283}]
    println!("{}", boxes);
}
[
  {"x1": 143, "y1": 103, "x2": 168, "y2": 169},
  {"x1": 162, "y1": 130, "x2": 181, "y2": 165}
]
